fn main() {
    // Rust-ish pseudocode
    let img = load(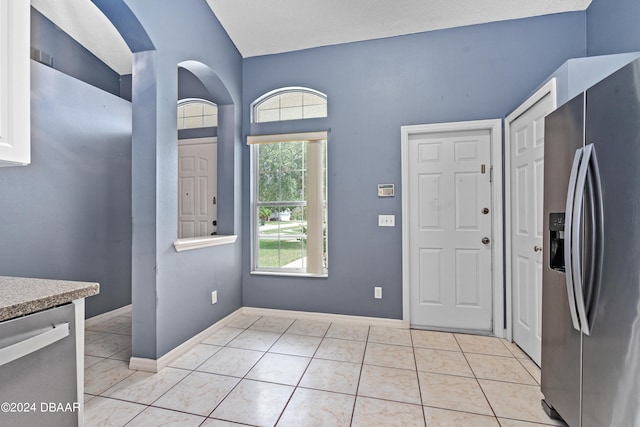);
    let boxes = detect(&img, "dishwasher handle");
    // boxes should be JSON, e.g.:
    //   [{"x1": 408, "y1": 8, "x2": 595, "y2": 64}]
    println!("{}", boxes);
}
[{"x1": 0, "y1": 323, "x2": 70, "y2": 367}]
